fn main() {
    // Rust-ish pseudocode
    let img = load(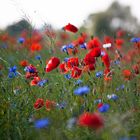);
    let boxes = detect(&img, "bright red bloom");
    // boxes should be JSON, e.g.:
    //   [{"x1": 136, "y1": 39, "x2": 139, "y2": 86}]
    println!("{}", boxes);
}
[
  {"x1": 77, "y1": 33, "x2": 87, "y2": 45},
  {"x1": 67, "y1": 57, "x2": 79, "y2": 70},
  {"x1": 71, "y1": 66, "x2": 82, "y2": 79},
  {"x1": 103, "y1": 36, "x2": 113, "y2": 44},
  {"x1": 59, "y1": 63, "x2": 68, "y2": 74},
  {"x1": 63, "y1": 23, "x2": 78, "y2": 33},
  {"x1": 83, "y1": 53, "x2": 95, "y2": 65},
  {"x1": 87, "y1": 37, "x2": 101, "y2": 49},
  {"x1": 89, "y1": 47, "x2": 101, "y2": 57},
  {"x1": 30, "y1": 76, "x2": 41, "y2": 86},
  {"x1": 88, "y1": 64, "x2": 95, "y2": 71},
  {"x1": 78, "y1": 112, "x2": 104, "y2": 130},
  {"x1": 30, "y1": 43, "x2": 42, "y2": 51},
  {"x1": 46, "y1": 57, "x2": 60, "y2": 72},
  {"x1": 34, "y1": 98, "x2": 44, "y2": 110},
  {"x1": 102, "y1": 53, "x2": 110, "y2": 68},
  {"x1": 122, "y1": 69, "x2": 132, "y2": 80},
  {"x1": 46, "y1": 100, "x2": 56, "y2": 111},
  {"x1": 116, "y1": 38, "x2": 124, "y2": 46},
  {"x1": 19, "y1": 60, "x2": 28, "y2": 67}
]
